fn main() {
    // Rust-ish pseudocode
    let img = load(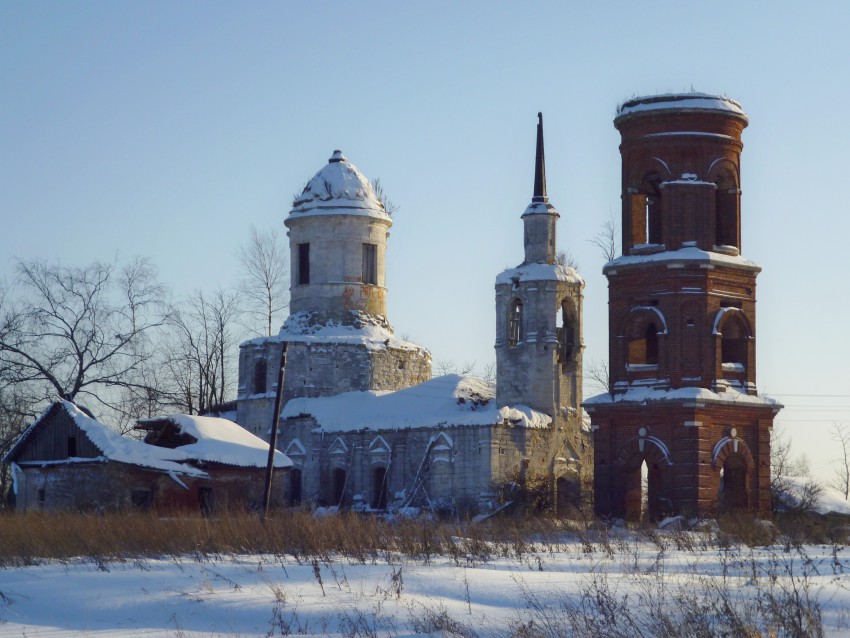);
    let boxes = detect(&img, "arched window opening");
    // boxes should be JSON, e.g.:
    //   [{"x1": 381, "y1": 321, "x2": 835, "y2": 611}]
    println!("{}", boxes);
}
[
  {"x1": 715, "y1": 171, "x2": 739, "y2": 249},
  {"x1": 721, "y1": 317, "x2": 748, "y2": 371},
  {"x1": 721, "y1": 454, "x2": 748, "y2": 510},
  {"x1": 332, "y1": 468, "x2": 347, "y2": 507},
  {"x1": 253, "y1": 359, "x2": 267, "y2": 394},
  {"x1": 508, "y1": 300, "x2": 523, "y2": 347},
  {"x1": 289, "y1": 469, "x2": 302, "y2": 506},
  {"x1": 372, "y1": 466, "x2": 388, "y2": 510},
  {"x1": 629, "y1": 175, "x2": 662, "y2": 248},
  {"x1": 556, "y1": 301, "x2": 577, "y2": 365},
  {"x1": 628, "y1": 321, "x2": 659, "y2": 365}
]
